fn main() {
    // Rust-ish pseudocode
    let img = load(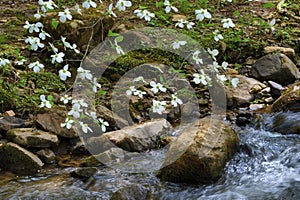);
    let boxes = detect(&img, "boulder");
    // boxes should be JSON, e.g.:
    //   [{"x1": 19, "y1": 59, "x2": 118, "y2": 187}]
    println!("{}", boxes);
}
[
  {"x1": 157, "y1": 117, "x2": 239, "y2": 183},
  {"x1": 87, "y1": 119, "x2": 172, "y2": 153},
  {"x1": 36, "y1": 109, "x2": 78, "y2": 138},
  {"x1": 7, "y1": 128, "x2": 59, "y2": 148},
  {"x1": 41, "y1": 7, "x2": 114, "y2": 52},
  {"x1": 110, "y1": 184, "x2": 151, "y2": 200},
  {"x1": 36, "y1": 149, "x2": 56, "y2": 164},
  {"x1": 225, "y1": 75, "x2": 266, "y2": 107},
  {"x1": 271, "y1": 81, "x2": 300, "y2": 112},
  {"x1": 251, "y1": 53, "x2": 300, "y2": 85},
  {"x1": 0, "y1": 142, "x2": 43, "y2": 175},
  {"x1": 0, "y1": 116, "x2": 25, "y2": 131}
]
